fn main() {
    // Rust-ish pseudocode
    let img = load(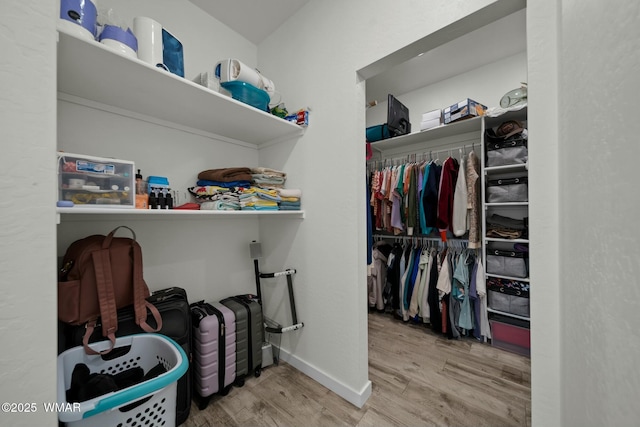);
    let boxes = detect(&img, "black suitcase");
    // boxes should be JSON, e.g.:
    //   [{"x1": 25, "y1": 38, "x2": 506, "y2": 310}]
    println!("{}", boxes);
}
[
  {"x1": 220, "y1": 294, "x2": 263, "y2": 383},
  {"x1": 60, "y1": 286, "x2": 192, "y2": 426}
]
